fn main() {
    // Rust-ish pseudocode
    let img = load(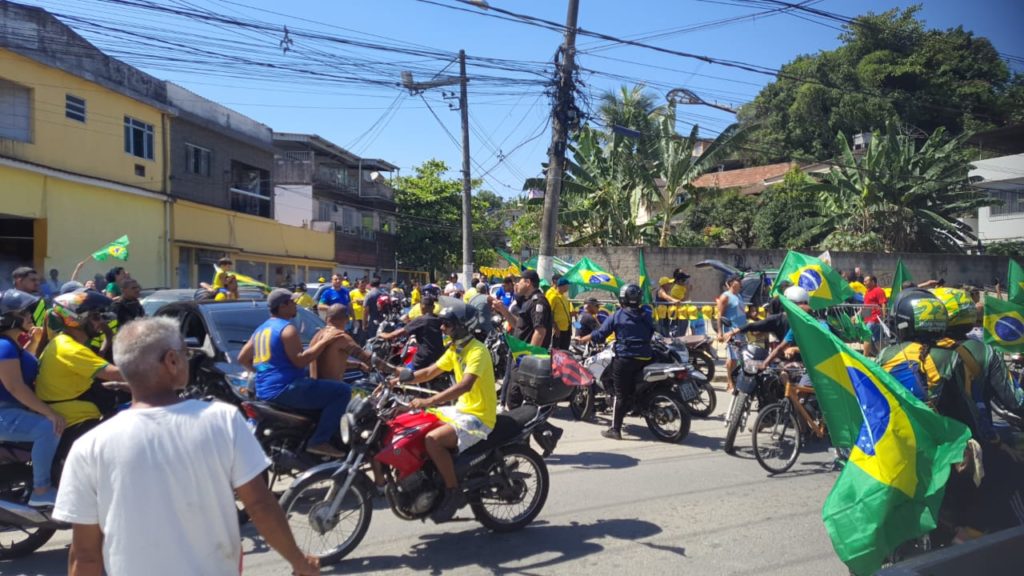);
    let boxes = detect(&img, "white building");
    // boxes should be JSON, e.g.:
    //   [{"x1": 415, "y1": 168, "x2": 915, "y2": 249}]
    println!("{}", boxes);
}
[{"x1": 971, "y1": 153, "x2": 1024, "y2": 244}]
